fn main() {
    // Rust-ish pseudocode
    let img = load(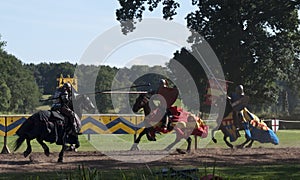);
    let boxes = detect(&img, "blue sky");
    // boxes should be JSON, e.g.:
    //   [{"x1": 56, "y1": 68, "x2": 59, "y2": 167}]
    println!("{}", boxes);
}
[{"x1": 0, "y1": 1, "x2": 195, "y2": 67}]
